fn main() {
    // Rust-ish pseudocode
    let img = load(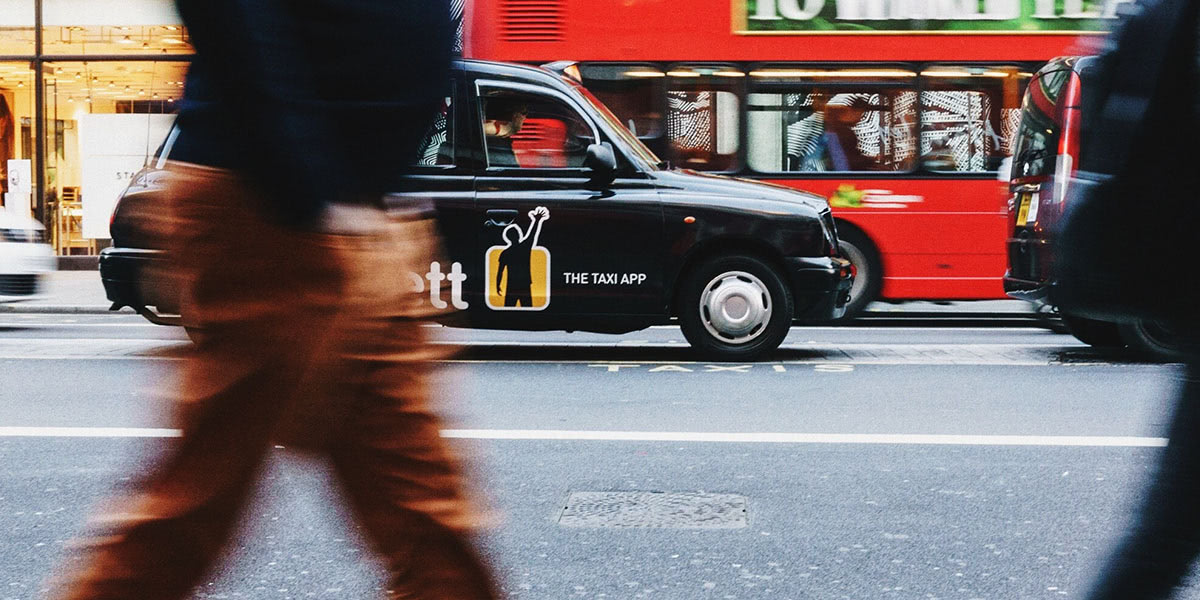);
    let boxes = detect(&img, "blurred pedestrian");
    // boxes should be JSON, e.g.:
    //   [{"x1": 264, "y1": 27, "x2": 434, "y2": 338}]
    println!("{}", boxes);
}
[
  {"x1": 1063, "y1": 0, "x2": 1200, "y2": 597},
  {"x1": 43, "y1": 1, "x2": 498, "y2": 599}
]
